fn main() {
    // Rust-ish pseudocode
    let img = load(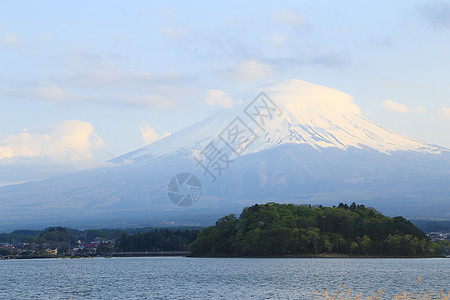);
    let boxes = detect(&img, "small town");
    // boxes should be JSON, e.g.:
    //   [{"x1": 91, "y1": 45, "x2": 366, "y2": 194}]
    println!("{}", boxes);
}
[
  {"x1": 427, "y1": 232, "x2": 450, "y2": 242},
  {"x1": 0, "y1": 236, "x2": 115, "y2": 259},
  {"x1": 0, "y1": 226, "x2": 199, "y2": 259}
]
